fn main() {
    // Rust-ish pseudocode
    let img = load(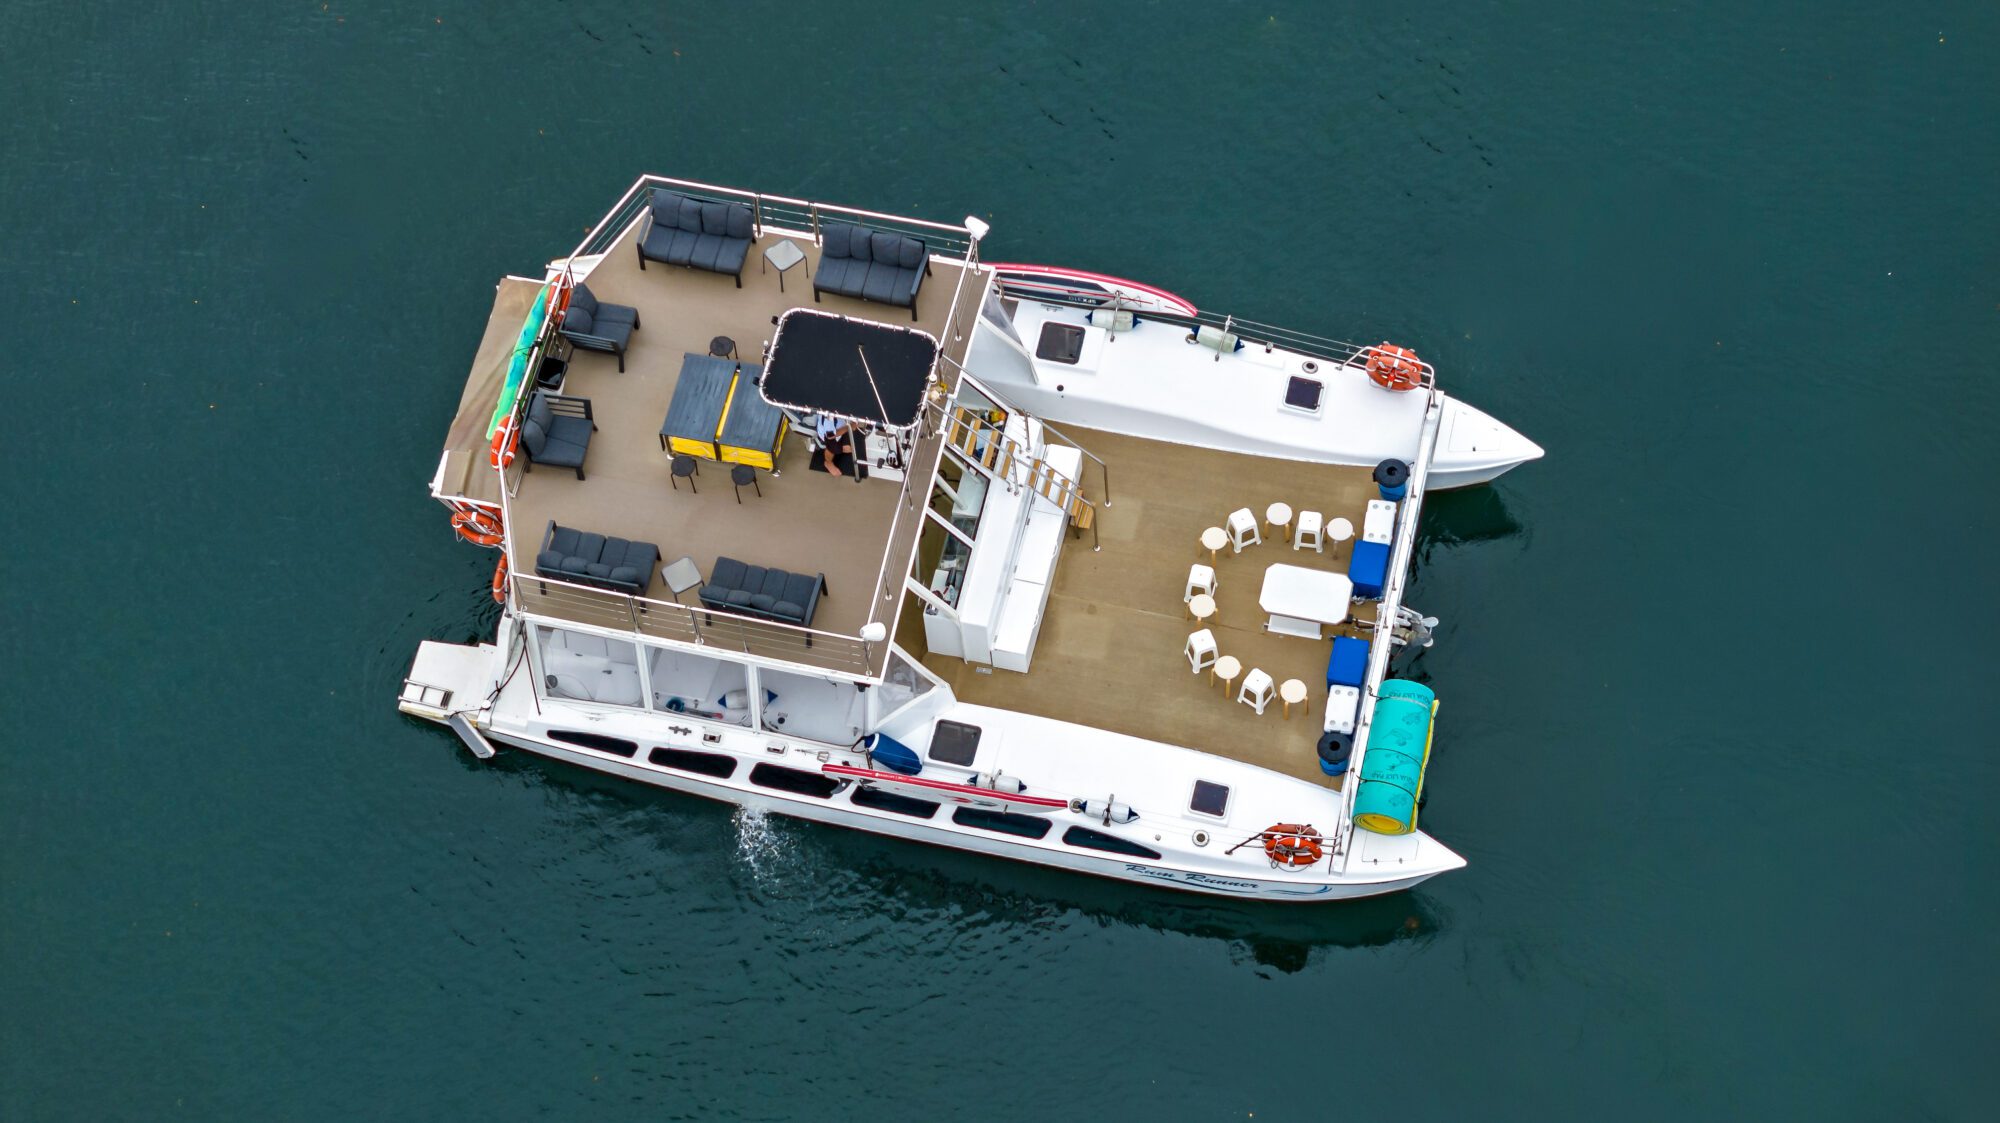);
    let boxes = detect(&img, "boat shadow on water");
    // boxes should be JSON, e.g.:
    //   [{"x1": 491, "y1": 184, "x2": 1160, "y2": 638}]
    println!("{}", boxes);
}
[{"x1": 461, "y1": 741, "x2": 1446, "y2": 975}]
